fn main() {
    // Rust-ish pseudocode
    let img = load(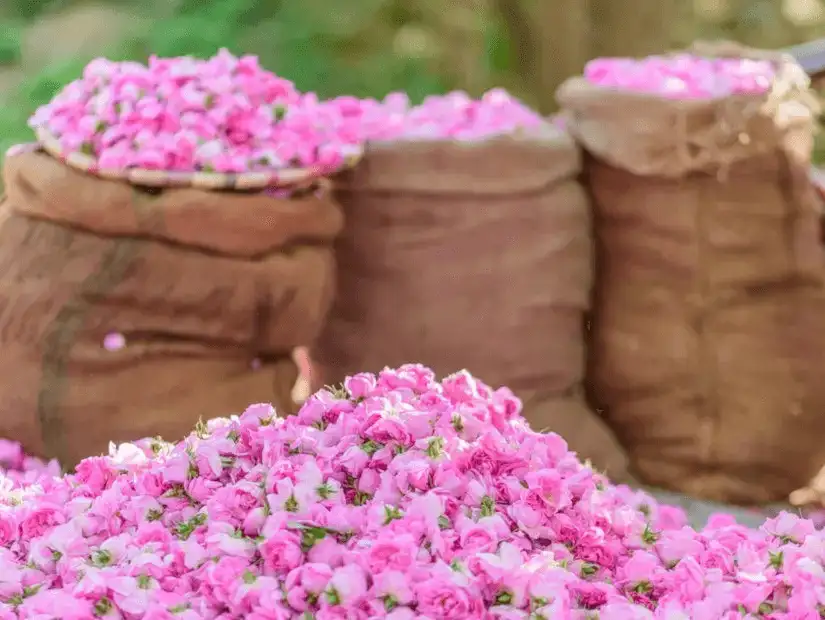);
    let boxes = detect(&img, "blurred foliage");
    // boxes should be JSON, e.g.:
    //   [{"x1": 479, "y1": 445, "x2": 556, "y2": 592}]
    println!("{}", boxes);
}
[
  {"x1": 0, "y1": 0, "x2": 466, "y2": 158},
  {"x1": 2, "y1": 0, "x2": 66, "y2": 20},
  {"x1": 2, "y1": 0, "x2": 825, "y2": 164},
  {"x1": 114, "y1": 0, "x2": 452, "y2": 101},
  {"x1": 0, "y1": 23, "x2": 22, "y2": 67},
  {"x1": 0, "y1": 57, "x2": 95, "y2": 158}
]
